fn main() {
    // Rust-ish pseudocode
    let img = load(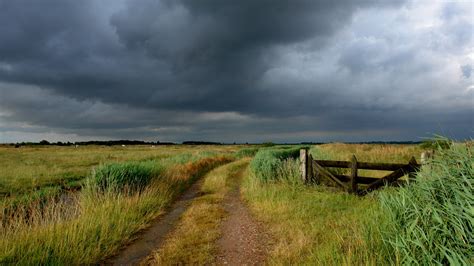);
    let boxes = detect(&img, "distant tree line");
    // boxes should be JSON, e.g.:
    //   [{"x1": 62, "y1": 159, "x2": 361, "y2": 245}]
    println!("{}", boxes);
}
[
  {"x1": 10, "y1": 140, "x2": 175, "y2": 147},
  {"x1": 6, "y1": 140, "x2": 424, "y2": 148},
  {"x1": 181, "y1": 141, "x2": 222, "y2": 145}
]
